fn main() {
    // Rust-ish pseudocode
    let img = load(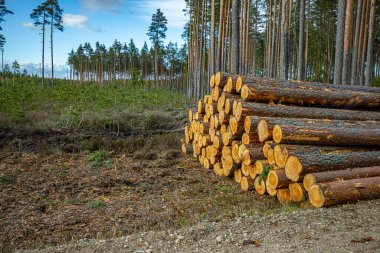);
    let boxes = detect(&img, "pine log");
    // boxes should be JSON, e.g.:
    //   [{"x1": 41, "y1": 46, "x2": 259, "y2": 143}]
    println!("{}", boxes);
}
[
  {"x1": 262, "y1": 142, "x2": 275, "y2": 158},
  {"x1": 215, "y1": 72, "x2": 233, "y2": 88},
  {"x1": 203, "y1": 158, "x2": 212, "y2": 169},
  {"x1": 266, "y1": 181, "x2": 277, "y2": 196},
  {"x1": 274, "y1": 144, "x2": 374, "y2": 169},
  {"x1": 267, "y1": 169, "x2": 294, "y2": 189},
  {"x1": 236, "y1": 102, "x2": 380, "y2": 122},
  {"x1": 259, "y1": 117, "x2": 380, "y2": 143},
  {"x1": 232, "y1": 141, "x2": 242, "y2": 164},
  {"x1": 254, "y1": 160, "x2": 269, "y2": 175},
  {"x1": 226, "y1": 77, "x2": 240, "y2": 93},
  {"x1": 289, "y1": 183, "x2": 307, "y2": 202},
  {"x1": 219, "y1": 111, "x2": 229, "y2": 125},
  {"x1": 241, "y1": 146, "x2": 265, "y2": 166},
  {"x1": 241, "y1": 176, "x2": 254, "y2": 191},
  {"x1": 240, "y1": 83, "x2": 380, "y2": 109},
  {"x1": 212, "y1": 135, "x2": 223, "y2": 150},
  {"x1": 212, "y1": 87, "x2": 223, "y2": 102},
  {"x1": 273, "y1": 122, "x2": 380, "y2": 146},
  {"x1": 225, "y1": 98, "x2": 234, "y2": 114},
  {"x1": 267, "y1": 148, "x2": 275, "y2": 165},
  {"x1": 254, "y1": 177, "x2": 266, "y2": 195},
  {"x1": 209, "y1": 74, "x2": 215, "y2": 88},
  {"x1": 229, "y1": 116, "x2": 245, "y2": 135},
  {"x1": 241, "y1": 163, "x2": 252, "y2": 177},
  {"x1": 234, "y1": 169, "x2": 242, "y2": 183},
  {"x1": 188, "y1": 109, "x2": 193, "y2": 123},
  {"x1": 213, "y1": 162, "x2": 223, "y2": 176},
  {"x1": 243, "y1": 115, "x2": 262, "y2": 134},
  {"x1": 303, "y1": 166, "x2": 380, "y2": 192},
  {"x1": 240, "y1": 77, "x2": 380, "y2": 93},
  {"x1": 209, "y1": 155, "x2": 221, "y2": 165},
  {"x1": 242, "y1": 133, "x2": 260, "y2": 145},
  {"x1": 309, "y1": 177, "x2": 380, "y2": 208},
  {"x1": 223, "y1": 155, "x2": 238, "y2": 177},
  {"x1": 285, "y1": 151, "x2": 380, "y2": 182},
  {"x1": 277, "y1": 189, "x2": 292, "y2": 205}
]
